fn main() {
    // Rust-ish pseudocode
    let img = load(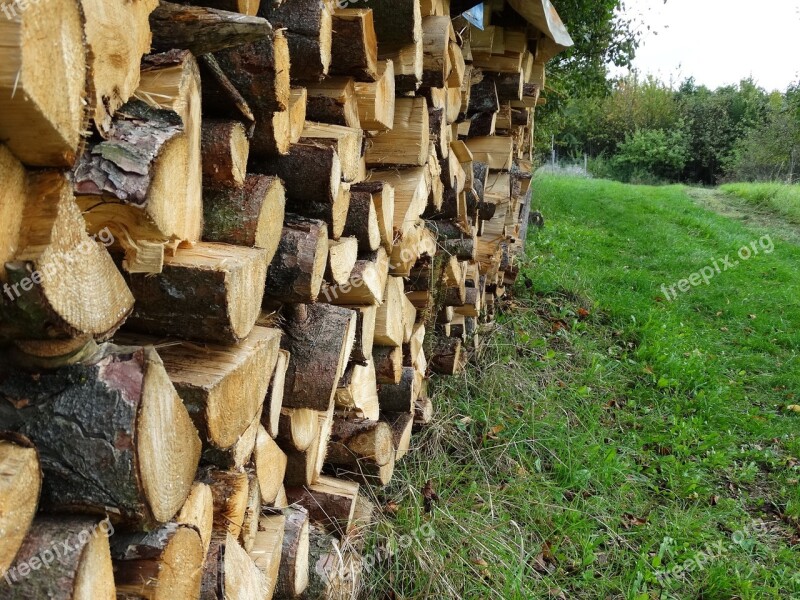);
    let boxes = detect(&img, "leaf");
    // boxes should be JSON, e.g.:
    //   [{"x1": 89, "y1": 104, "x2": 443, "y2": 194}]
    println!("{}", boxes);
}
[
  {"x1": 657, "y1": 377, "x2": 669, "y2": 388},
  {"x1": 787, "y1": 405, "x2": 800, "y2": 413}
]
